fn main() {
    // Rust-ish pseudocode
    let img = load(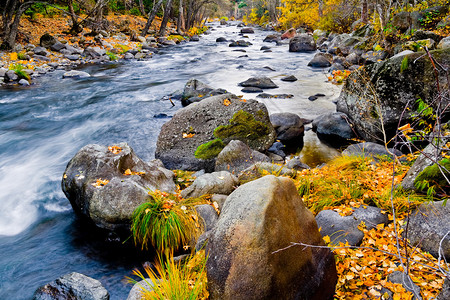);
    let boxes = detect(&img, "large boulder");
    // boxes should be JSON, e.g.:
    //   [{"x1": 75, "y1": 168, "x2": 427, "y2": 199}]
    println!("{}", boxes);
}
[
  {"x1": 336, "y1": 48, "x2": 450, "y2": 142},
  {"x1": 237, "y1": 162, "x2": 296, "y2": 184},
  {"x1": 155, "y1": 94, "x2": 276, "y2": 172},
  {"x1": 33, "y1": 272, "x2": 109, "y2": 300},
  {"x1": 327, "y1": 33, "x2": 351, "y2": 54},
  {"x1": 289, "y1": 34, "x2": 316, "y2": 52},
  {"x1": 407, "y1": 200, "x2": 450, "y2": 259},
  {"x1": 206, "y1": 175, "x2": 337, "y2": 300},
  {"x1": 392, "y1": 11, "x2": 412, "y2": 32},
  {"x1": 215, "y1": 140, "x2": 271, "y2": 175},
  {"x1": 181, "y1": 171, "x2": 238, "y2": 198},
  {"x1": 62, "y1": 143, "x2": 176, "y2": 232}
]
